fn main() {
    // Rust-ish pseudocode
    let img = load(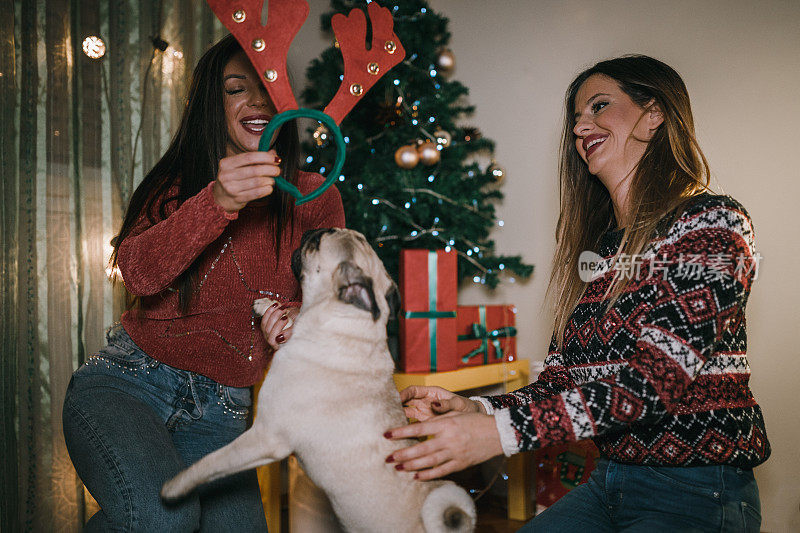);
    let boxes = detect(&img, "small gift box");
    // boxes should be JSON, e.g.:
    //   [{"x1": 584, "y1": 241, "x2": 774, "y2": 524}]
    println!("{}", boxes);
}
[
  {"x1": 398, "y1": 249, "x2": 458, "y2": 373},
  {"x1": 456, "y1": 305, "x2": 517, "y2": 368},
  {"x1": 535, "y1": 441, "x2": 600, "y2": 512}
]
